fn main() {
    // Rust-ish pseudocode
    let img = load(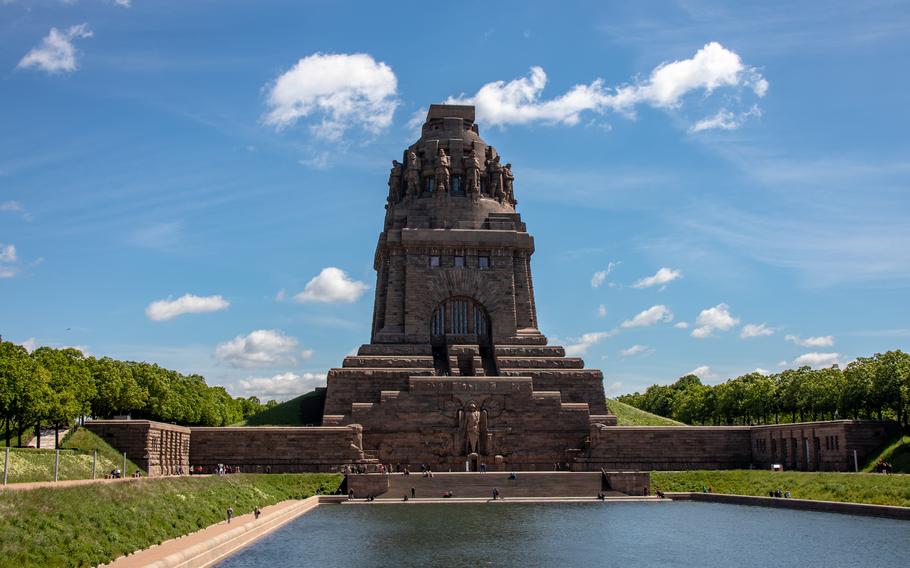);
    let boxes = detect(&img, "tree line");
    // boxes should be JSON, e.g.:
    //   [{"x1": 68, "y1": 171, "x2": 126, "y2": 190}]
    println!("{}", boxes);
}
[
  {"x1": 617, "y1": 350, "x2": 910, "y2": 427},
  {"x1": 0, "y1": 341, "x2": 278, "y2": 447}
]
